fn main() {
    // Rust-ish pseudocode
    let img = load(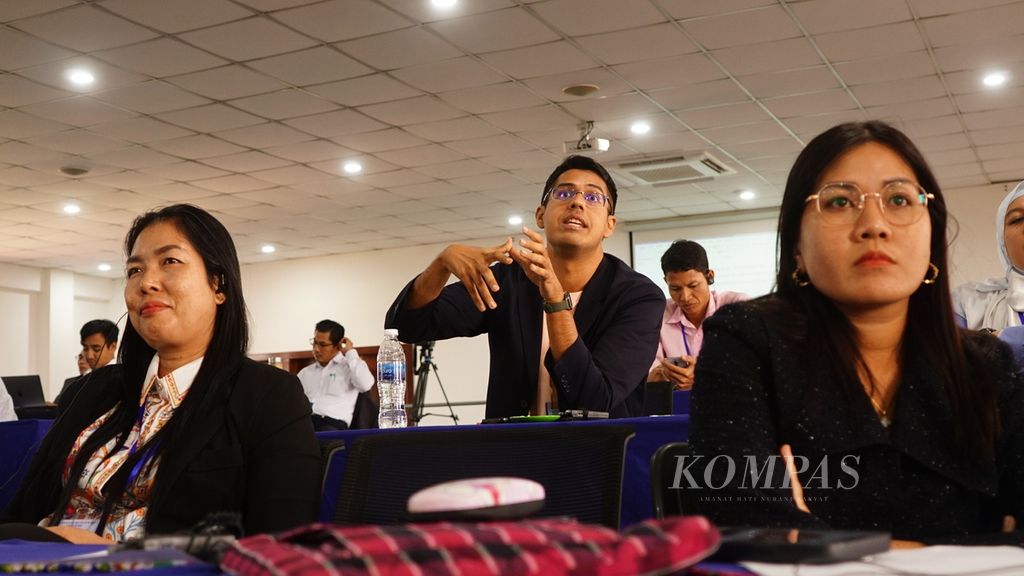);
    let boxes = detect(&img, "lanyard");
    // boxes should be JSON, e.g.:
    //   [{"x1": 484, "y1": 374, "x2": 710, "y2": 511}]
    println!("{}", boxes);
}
[
  {"x1": 679, "y1": 324, "x2": 691, "y2": 357},
  {"x1": 125, "y1": 393, "x2": 161, "y2": 489},
  {"x1": 1018, "y1": 311, "x2": 1024, "y2": 326}
]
